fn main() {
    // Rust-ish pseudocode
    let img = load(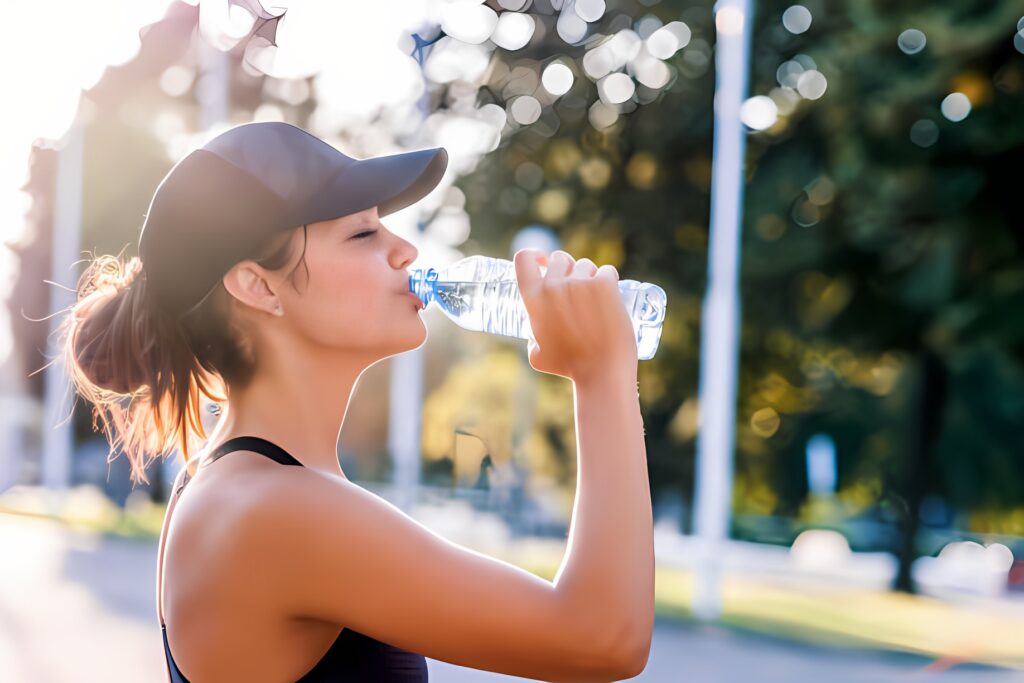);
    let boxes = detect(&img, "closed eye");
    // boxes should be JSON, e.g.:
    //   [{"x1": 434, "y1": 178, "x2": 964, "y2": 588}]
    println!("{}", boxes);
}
[{"x1": 352, "y1": 230, "x2": 378, "y2": 240}]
